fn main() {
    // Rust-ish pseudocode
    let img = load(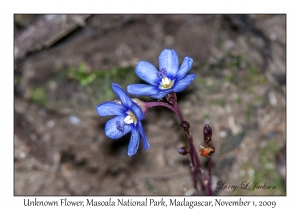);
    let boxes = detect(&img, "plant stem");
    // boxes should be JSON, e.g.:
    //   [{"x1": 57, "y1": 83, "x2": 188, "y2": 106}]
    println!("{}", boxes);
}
[
  {"x1": 145, "y1": 101, "x2": 177, "y2": 113},
  {"x1": 145, "y1": 93, "x2": 213, "y2": 195}
]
